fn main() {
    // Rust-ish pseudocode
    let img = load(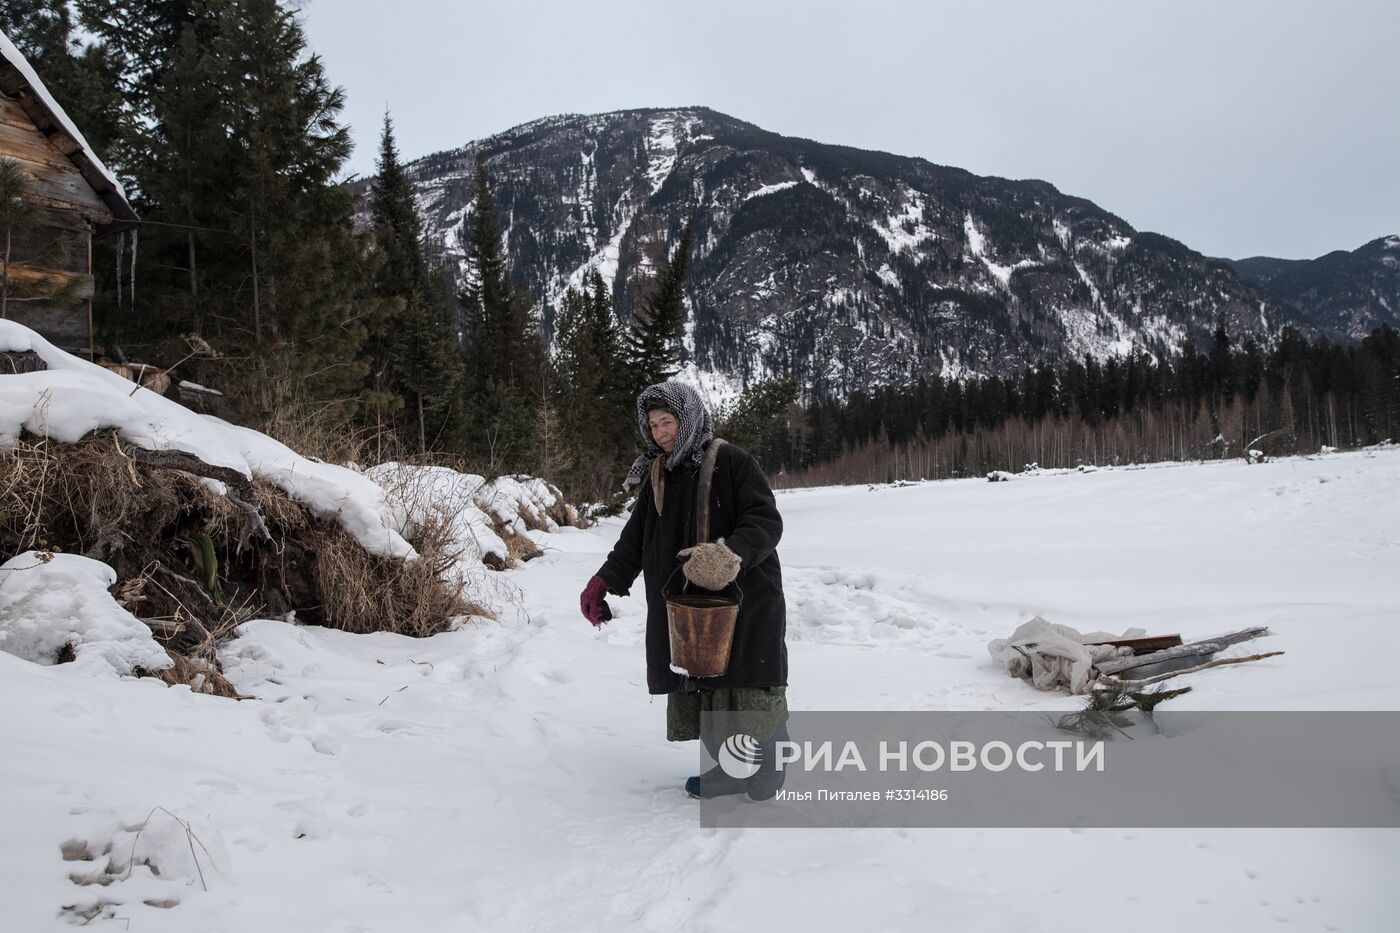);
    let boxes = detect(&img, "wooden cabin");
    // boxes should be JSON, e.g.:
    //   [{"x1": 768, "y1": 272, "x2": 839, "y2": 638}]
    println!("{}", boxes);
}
[{"x1": 0, "y1": 32, "x2": 137, "y2": 358}]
